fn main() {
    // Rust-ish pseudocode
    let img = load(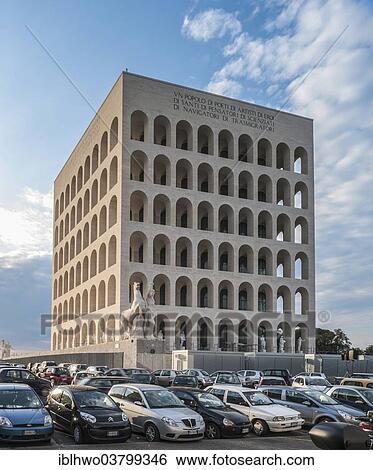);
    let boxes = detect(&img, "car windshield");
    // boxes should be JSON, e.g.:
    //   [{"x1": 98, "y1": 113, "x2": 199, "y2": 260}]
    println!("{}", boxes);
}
[
  {"x1": 143, "y1": 390, "x2": 185, "y2": 409},
  {"x1": 243, "y1": 391, "x2": 272, "y2": 406},
  {"x1": 52, "y1": 368, "x2": 68, "y2": 376},
  {"x1": 305, "y1": 378, "x2": 330, "y2": 386},
  {"x1": 361, "y1": 389, "x2": 373, "y2": 403},
  {"x1": 75, "y1": 391, "x2": 118, "y2": 410},
  {"x1": 174, "y1": 377, "x2": 195, "y2": 385},
  {"x1": 0, "y1": 389, "x2": 42, "y2": 409},
  {"x1": 132, "y1": 374, "x2": 151, "y2": 383},
  {"x1": 196, "y1": 392, "x2": 225, "y2": 408},
  {"x1": 303, "y1": 390, "x2": 338, "y2": 405},
  {"x1": 216, "y1": 373, "x2": 241, "y2": 384},
  {"x1": 200, "y1": 370, "x2": 210, "y2": 377}
]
